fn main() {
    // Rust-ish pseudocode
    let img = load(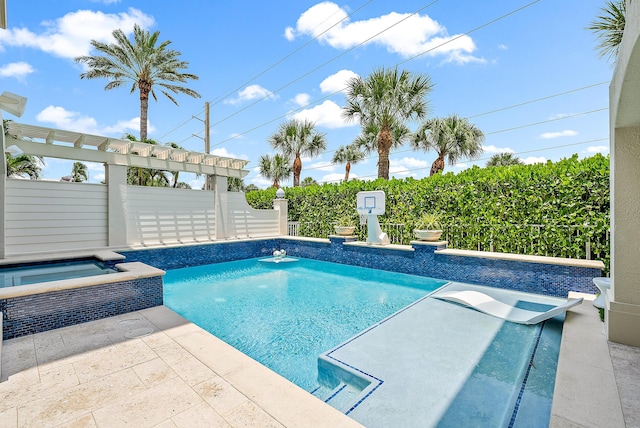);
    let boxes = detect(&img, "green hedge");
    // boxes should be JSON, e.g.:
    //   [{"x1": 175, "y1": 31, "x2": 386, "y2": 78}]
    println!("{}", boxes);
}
[{"x1": 246, "y1": 154, "x2": 610, "y2": 269}]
